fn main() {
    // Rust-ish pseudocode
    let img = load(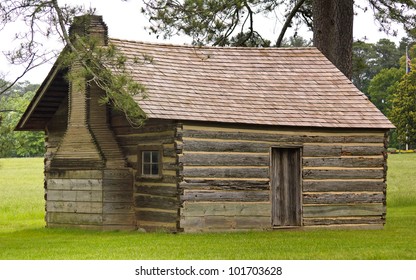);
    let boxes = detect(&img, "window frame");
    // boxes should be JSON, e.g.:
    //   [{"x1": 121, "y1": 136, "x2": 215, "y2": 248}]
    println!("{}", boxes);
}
[{"x1": 137, "y1": 145, "x2": 163, "y2": 179}]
